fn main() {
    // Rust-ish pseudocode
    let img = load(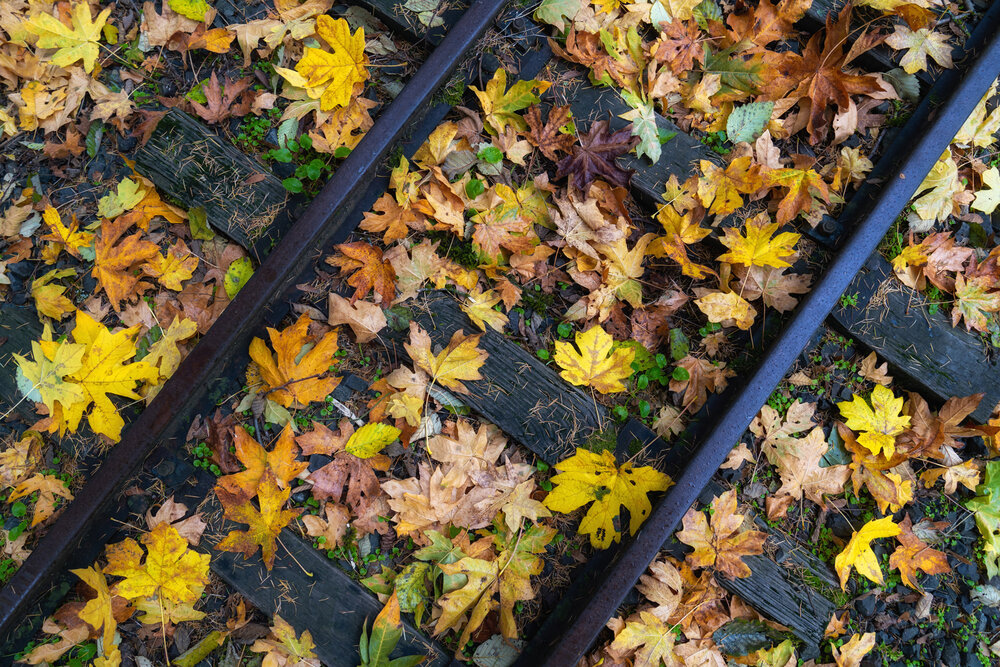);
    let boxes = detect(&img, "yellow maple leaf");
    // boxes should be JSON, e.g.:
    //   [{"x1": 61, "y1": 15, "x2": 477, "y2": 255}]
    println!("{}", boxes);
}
[
  {"x1": 834, "y1": 516, "x2": 900, "y2": 590},
  {"x1": 972, "y1": 166, "x2": 1000, "y2": 215},
  {"x1": 608, "y1": 611, "x2": 681, "y2": 667},
  {"x1": 543, "y1": 448, "x2": 672, "y2": 548},
  {"x1": 471, "y1": 69, "x2": 551, "y2": 135},
  {"x1": 293, "y1": 15, "x2": 367, "y2": 110},
  {"x1": 31, "y1": 268, "x2": 76, "y2": 320},
  {"x1": 404, "y1": 321, "x2": 488, "y2": 394},
  {"x1": 696, "y1": 157, "x2": 764, "y2": 217},
  {"x1": 216, "y1": 469, "x2": 302, "y2": 570},
  {"x1": 554, "y1": 324, "x2": 634, "y2": 394},
  {"x1": 13, "y1": 334, "x2": 86, "y2": 418},
  {"x1": 461, "y1": 287, "x2": 509, "y2": 332},
  {"x1": 144, "y1": 242, "x2": 199, "y2": 291},
  {"x1": 250, "y1": 614, "x2": 320, "y2": 666},
  {"x1": 345, "y1": 422, "x2": 401, "y2": 458},
  {"x1": 885, "y1": 26, "x2": 953, "y2": 75},
  {"x1": 104, "y1": 523, "x2": 210, "y2": 624},
  {"x1": 837, "y1": 385, "x2": 911, "y2": 458},
  {"x1": 717, "y1": 215, "x2": 800, "y2": 269},
  {"x1": 249, "y1": 313, "x2": 341, "y2": 408},
  {"x1": 39, "y1": 206, "x2": 93, "y2": 261},
  {"x1": 19, "y1": 312, "x2": 158, "y2": 441},
  {"x1": 24, "y1": 1, "x2": 112, "y2": 73}
]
